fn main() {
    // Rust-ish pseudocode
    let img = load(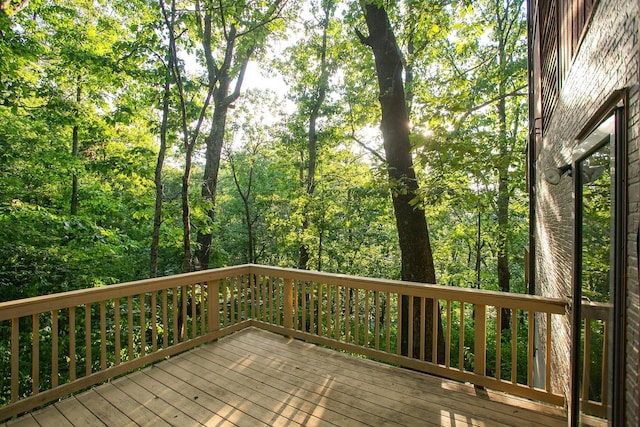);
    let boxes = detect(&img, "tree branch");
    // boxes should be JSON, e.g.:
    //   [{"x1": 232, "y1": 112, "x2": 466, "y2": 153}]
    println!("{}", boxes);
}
[
  {"x1": 453, "y1": 85, "x2": 526, "y2": 133},
  {"x1": 354, "y1": 27, "x2": 371, "y2": 47}
]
